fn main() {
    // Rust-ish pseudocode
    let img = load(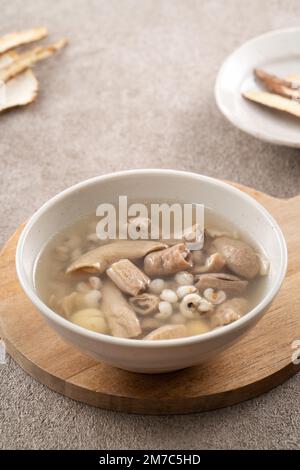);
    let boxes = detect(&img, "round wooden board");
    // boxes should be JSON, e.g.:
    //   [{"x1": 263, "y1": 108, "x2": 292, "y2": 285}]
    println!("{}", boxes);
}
[{"x1": 0, "y1": 182, "x2": 300, "y2": 415}]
